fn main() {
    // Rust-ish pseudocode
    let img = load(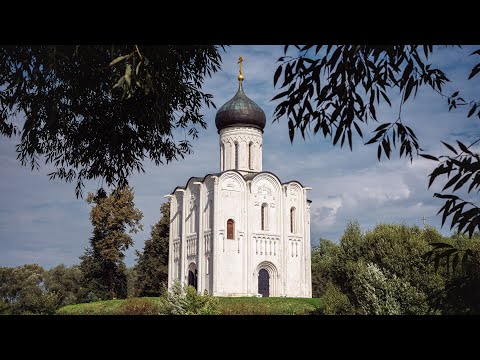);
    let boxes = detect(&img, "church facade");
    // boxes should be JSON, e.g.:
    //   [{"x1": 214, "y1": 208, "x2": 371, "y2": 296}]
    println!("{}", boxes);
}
[{"x1": 166, "y1": 59, "x2": 312, "y2": 297}]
